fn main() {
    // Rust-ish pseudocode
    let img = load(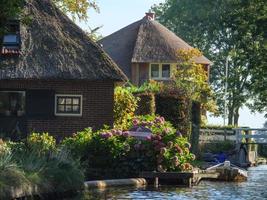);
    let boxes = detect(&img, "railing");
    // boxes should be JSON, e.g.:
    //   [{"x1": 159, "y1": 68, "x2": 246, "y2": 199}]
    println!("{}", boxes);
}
[
  {"x1": 234, "y1": 128, "x2": 267, "y2": 144},
  {"x1": 200, "y1": 129, "x2": 235, "y2": 142}
]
